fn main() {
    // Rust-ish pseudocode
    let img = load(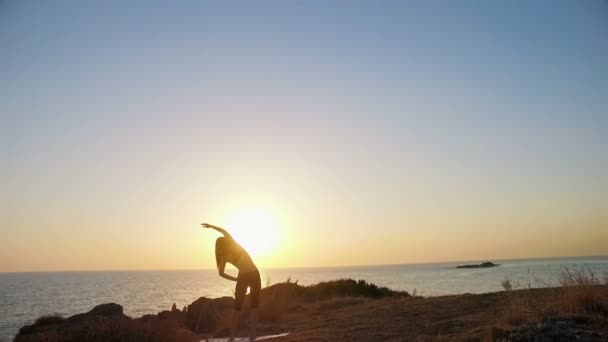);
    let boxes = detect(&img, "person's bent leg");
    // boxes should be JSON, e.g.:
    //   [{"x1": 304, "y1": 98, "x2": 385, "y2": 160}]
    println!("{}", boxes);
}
[
  {"x1": 232, "y1": 276, "x2": 246, "y2": 341},
  {"x1": 249, "y1": 270, "x2": 262, "y2": 341}
]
